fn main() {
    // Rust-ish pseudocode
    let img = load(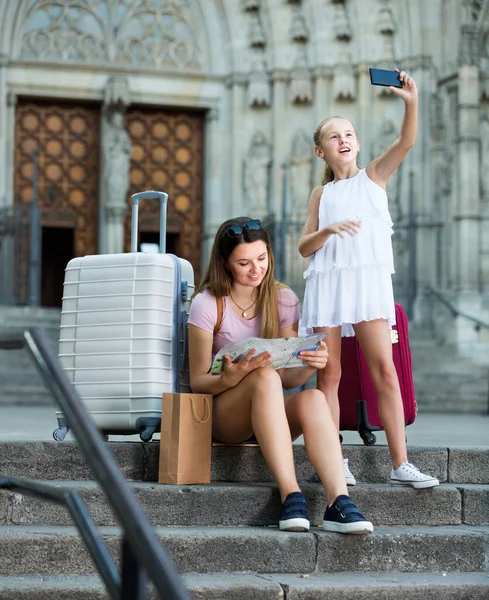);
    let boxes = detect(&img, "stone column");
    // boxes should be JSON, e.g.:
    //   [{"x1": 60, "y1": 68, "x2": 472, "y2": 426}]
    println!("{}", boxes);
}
[
  {"x1": 100, "y1": 76, "x2": 131, "y2": 255},
  {"x1": 313, "y1": 65, "x2": 330, "y2": 185},
  {"x1": 229, "y1": 74, "x2": 247, "y2": 218},
  {"x1": 202, "y1": 106, "x2": 222, "y2": 268},
  {"x1": 356, "y1": 61, "x2": 372, "y2": 167},
  {"x1": 0, "y1": 56, "x2": 7, "y2": 206},
  {"x1": 104, "y1": 205, "x2": 127, "y2": 257},
  {"x1": 270, "y1": 69, "x2": 288, "y2": 219},
  {"x1": 451, "y1": 24, "x2": 482, "y2": 347},
  {"x1": 5, "y1": 90, "x2": 16, "y2": 208}
]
